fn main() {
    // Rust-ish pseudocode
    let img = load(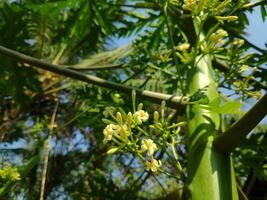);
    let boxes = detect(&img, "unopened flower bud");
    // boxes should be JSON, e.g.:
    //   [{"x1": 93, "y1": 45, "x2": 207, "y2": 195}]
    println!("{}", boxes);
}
[
  {"x1": 217, "y1": 29, "x2": 228, "y2": 37},
  {"x1": 161, "y1": 101, "x2": 166, "y2": 109},
  {"x1": 154, "y1": 111, "x2": 159, "y2": 123},
  {"x1": 107, "y1": 147, "x2": 119, "y2": 154},
  {"x1": 216, "y1": 16, "x2": 238, "y2": 21},
  {"x1": 177, "y1": 43, "x2": 190, "y2": 52},
  {"x1": 239, "y1": 65, "x2": 248, "y2": 73},
  {"x1": 233, "y1": 38, "x2": 245, "y2": 46},
  {"x1": 137, "y1": 103, "x2": 143, "y2": 110},
  {"x1": 210, "y1": 29, "x2": 228, "y2": 43},
  {"x1": 252, "y1": 67, "x2": 257, "y2": 74},
  {"x1": 127, "y1": 112, "x2": 132, "y2": 127},
  {"x1": 116, "y1": 112, "x2": 123, "y2": 125}
]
